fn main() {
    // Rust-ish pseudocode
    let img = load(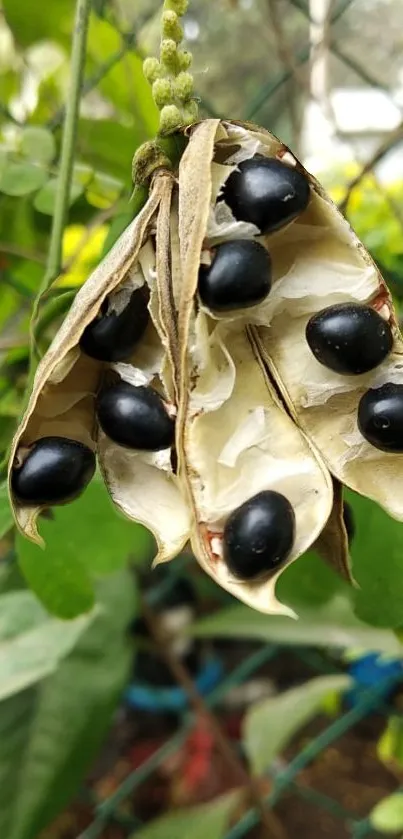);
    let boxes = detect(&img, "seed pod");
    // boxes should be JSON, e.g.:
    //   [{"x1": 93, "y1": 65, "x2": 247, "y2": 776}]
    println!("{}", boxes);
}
[
  {"x1": 179, "y1": 119, "x2": 403, "y2": 525},
  {"x1": 8, "y1": 173, "x2": 191, "y2": 561},
  {"x1": 176, "y1": 119, "x2": 333, "y2": 614}
]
